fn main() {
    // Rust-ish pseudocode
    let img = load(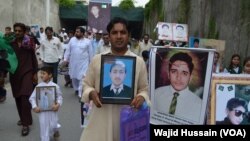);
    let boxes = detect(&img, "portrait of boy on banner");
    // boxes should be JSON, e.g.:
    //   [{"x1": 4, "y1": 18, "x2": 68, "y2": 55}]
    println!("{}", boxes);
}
[
  {"x1": 157, "y1": 22, "x2": 173, "y2": 41},
  {"x1": 172, "y1": 24, "x2": 188, "y2": 42},
  {"x1": 150, "y1": 47, "x2": 214, "y2": 124},
  {"x1": 189, "y1": 37, "x2": 200, "y2": 48},
  {"x1": 30, "y1": 24, "x2": 40, "y2": 39},
  {"x1": 88, "y1": 2, "x2": 111, "y2": 33}
]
